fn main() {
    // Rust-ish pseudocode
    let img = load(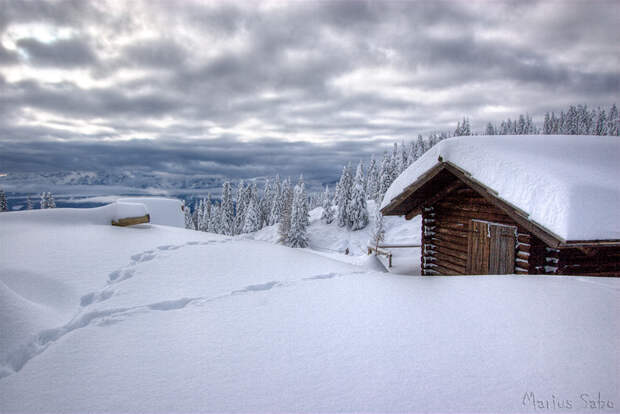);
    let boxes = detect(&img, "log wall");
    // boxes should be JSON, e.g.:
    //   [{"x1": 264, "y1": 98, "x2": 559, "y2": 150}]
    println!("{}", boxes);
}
[
  {"x1": 417, "y1": 181, "x2": 619, "y2": 277},
  {"x1": 558, "y1": 247, "x2": 620, "y2": 276},
  {"x1": 421, "y1": 185, "x2": 530, "y2": 275}
]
